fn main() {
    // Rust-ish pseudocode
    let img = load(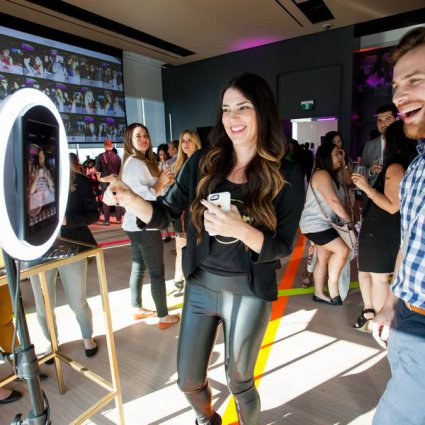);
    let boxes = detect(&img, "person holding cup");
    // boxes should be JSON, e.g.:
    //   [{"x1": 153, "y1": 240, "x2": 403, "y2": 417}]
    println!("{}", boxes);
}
[
  {"x1": 351, "y1": 120, "x2": 417, "y2": 331},
  {"x1": 360, "y1": 104, "x2": 398, "y2": 184}
]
